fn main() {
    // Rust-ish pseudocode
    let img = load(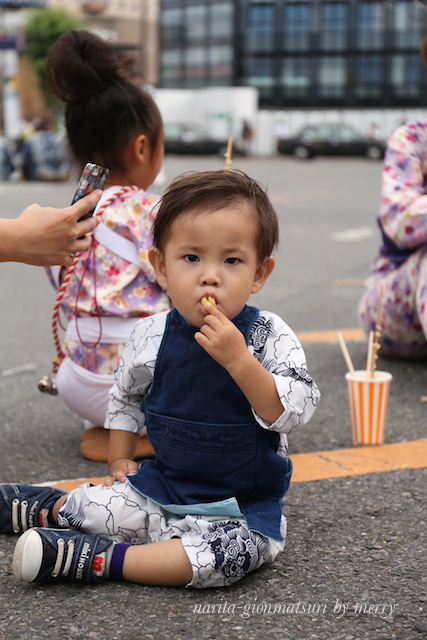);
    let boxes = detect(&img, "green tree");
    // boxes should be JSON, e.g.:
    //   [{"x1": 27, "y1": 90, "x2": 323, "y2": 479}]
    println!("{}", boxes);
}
[{"x1": 23, "y1": 7, "x2": 85, "y2": 107}]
